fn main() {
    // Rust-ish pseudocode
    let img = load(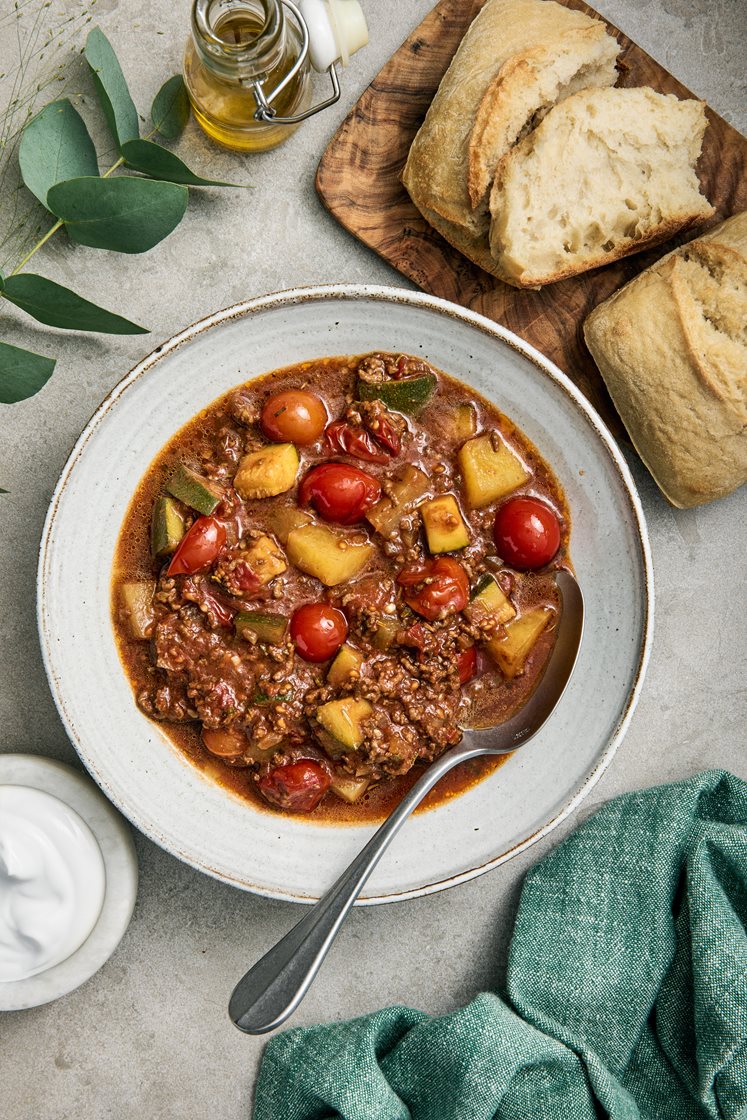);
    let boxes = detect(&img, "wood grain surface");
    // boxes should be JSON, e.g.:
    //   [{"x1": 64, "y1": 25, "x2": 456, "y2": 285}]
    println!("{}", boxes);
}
[{"x1": 316, "y1": 0, "x2": 747, "y2": 432}]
